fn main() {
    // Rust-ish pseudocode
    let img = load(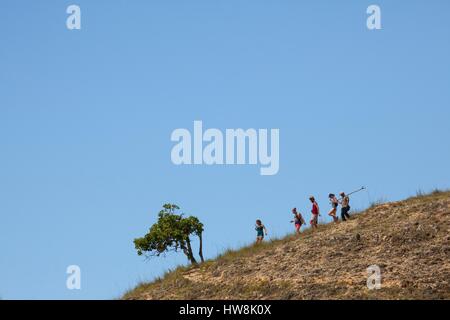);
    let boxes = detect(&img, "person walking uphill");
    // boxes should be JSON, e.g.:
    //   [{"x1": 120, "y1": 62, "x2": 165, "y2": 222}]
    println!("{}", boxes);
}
[
  {"x1": 309, "y1": 196, "x2": 320, "y2": 229},
  {"x1": 340, "y1": 192, "x2": 351, "y2": 221},
  {"x1": 255, "y1": 220, "x2": 268, "y2": 244},
  {"x1": 291, "y1": 208, "x2": 306, "y2": 234},
  {"x1": 328, "y1": 193, "x2": 339, "y2": 223}
]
